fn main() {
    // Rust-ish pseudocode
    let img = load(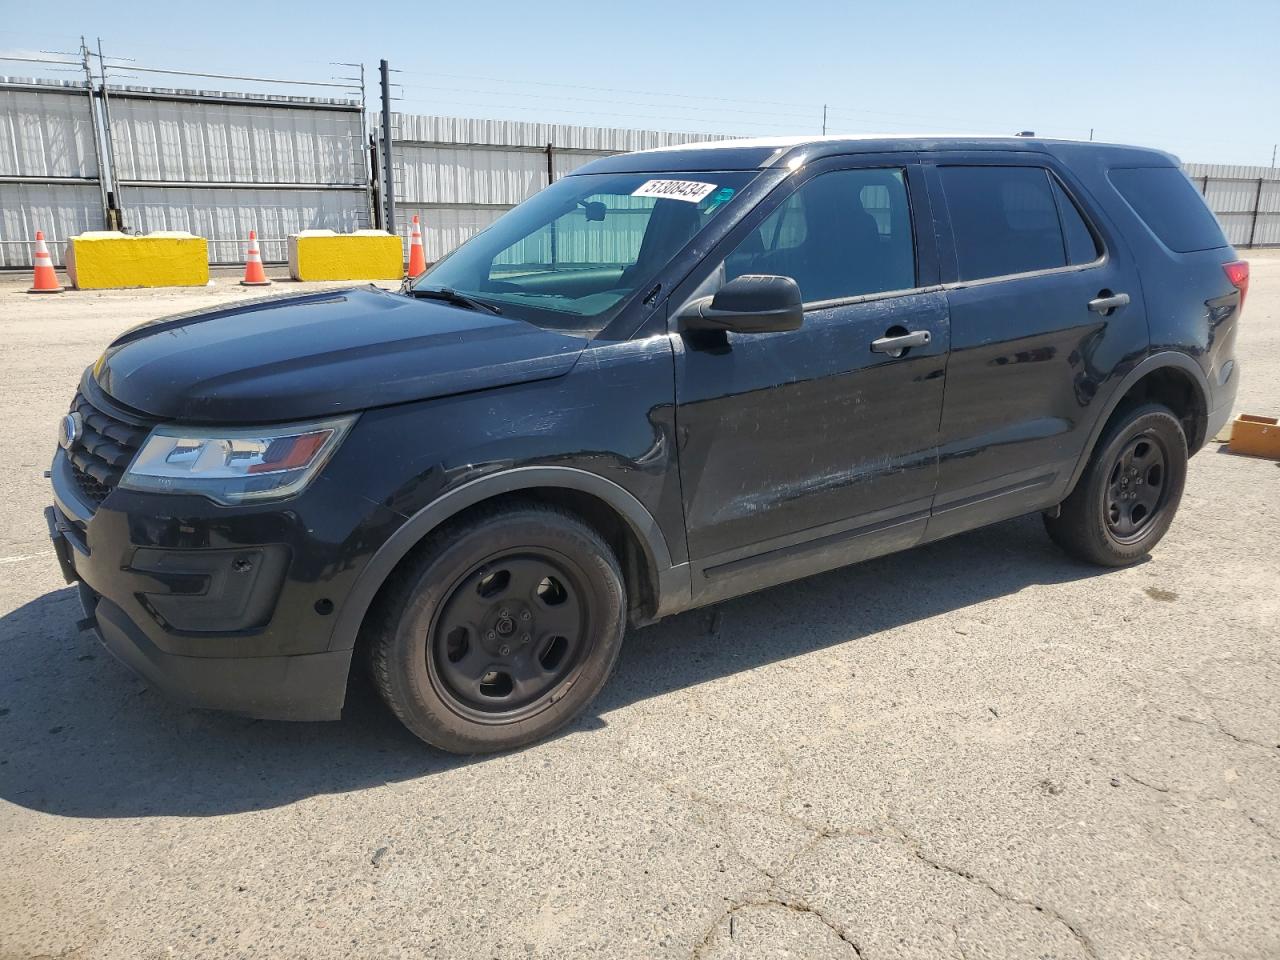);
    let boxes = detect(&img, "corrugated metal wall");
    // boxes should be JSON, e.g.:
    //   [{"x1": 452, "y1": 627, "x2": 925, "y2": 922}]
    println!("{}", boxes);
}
[
  {"x1": 121, "y1": 186, "x2": 369, "y2": 264},
  {"x1": 1183, "y1": 162, "x2": 1280, "y2": 247},
  {"x1": 0, "y1": 78, "x2": 105, "y2": 267},
  {"x1": 390, "y1": 114, "x2": 732, "y2": 261},
  {"x1": 0, "y1": 81, "x2": 99, "y2": 177},
  {"x1": 1, "y1": 78, "x2": 372, "y2": 266},
  {"x1": 108, "y1": 87, "x2": 371, "y2": 263},
  {"x1": 109, "y1": 91, "x2": 366, "y2": 184}
]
